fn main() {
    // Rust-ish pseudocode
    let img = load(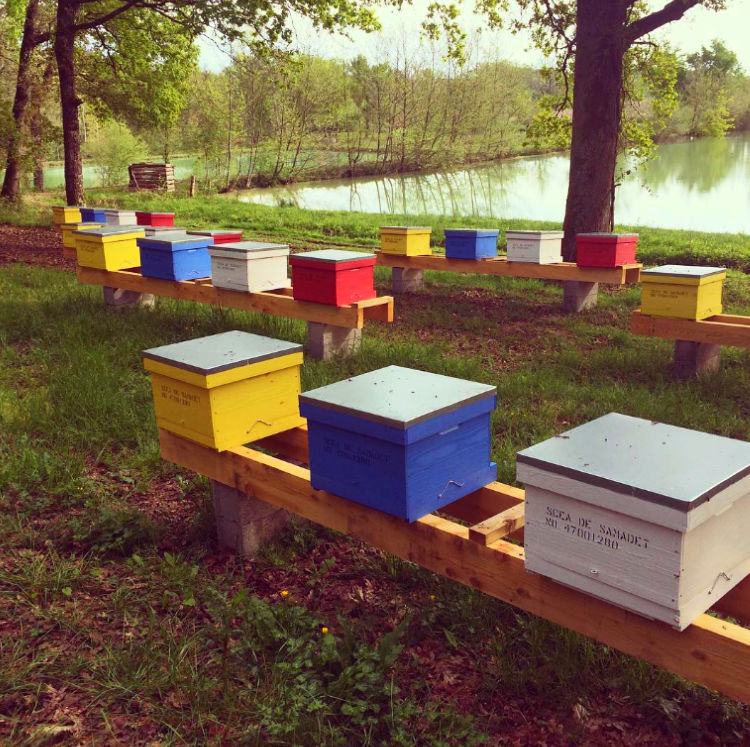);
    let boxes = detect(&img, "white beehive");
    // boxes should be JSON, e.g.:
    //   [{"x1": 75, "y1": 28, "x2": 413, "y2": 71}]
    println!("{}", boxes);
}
[
  {"x1": 105, "y1": 209, "x2": 138, "y2": 226},
  {"x1": 505, "y1": 230, "x2": 563, "y2": 264},
  {"x1": 518, "y1": 413, "x2": 750, "y2": 630},
  {"x1": 209, "y1": 241, "x2": 290, "y2": 293}
]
